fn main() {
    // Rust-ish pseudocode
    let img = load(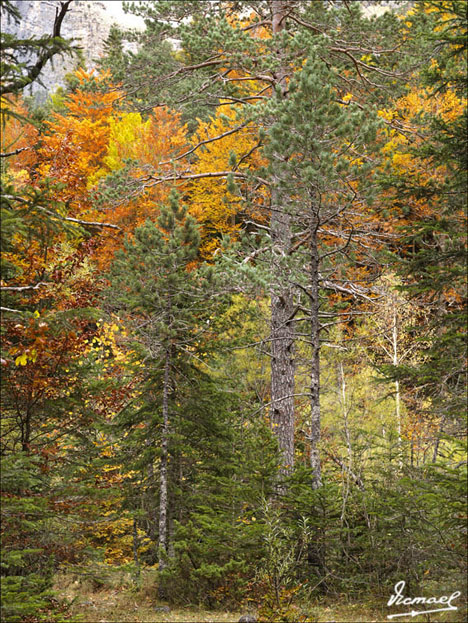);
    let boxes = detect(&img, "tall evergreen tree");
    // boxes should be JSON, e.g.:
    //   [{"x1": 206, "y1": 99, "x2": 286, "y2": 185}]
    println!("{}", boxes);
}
[
  {"x1": 105, "y1": 190, "x2": 216, "y2": 572},
  {"x1": 263, "y1": 53, "x2": 378, "y2": 486},
  {"x1": 104, "y1": 191, "x2": 280, "y2": 602}
]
